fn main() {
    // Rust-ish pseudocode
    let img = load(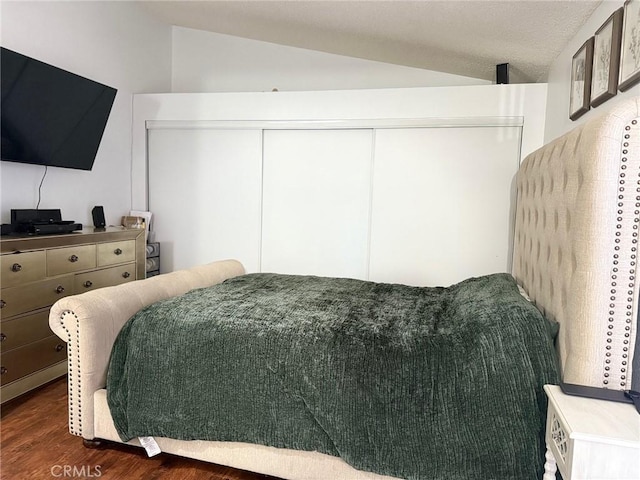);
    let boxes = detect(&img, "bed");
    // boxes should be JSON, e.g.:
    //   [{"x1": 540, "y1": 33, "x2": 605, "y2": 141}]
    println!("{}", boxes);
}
[{"x1": 49, "y1": 97, "x2": 640, "y2": 480}]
